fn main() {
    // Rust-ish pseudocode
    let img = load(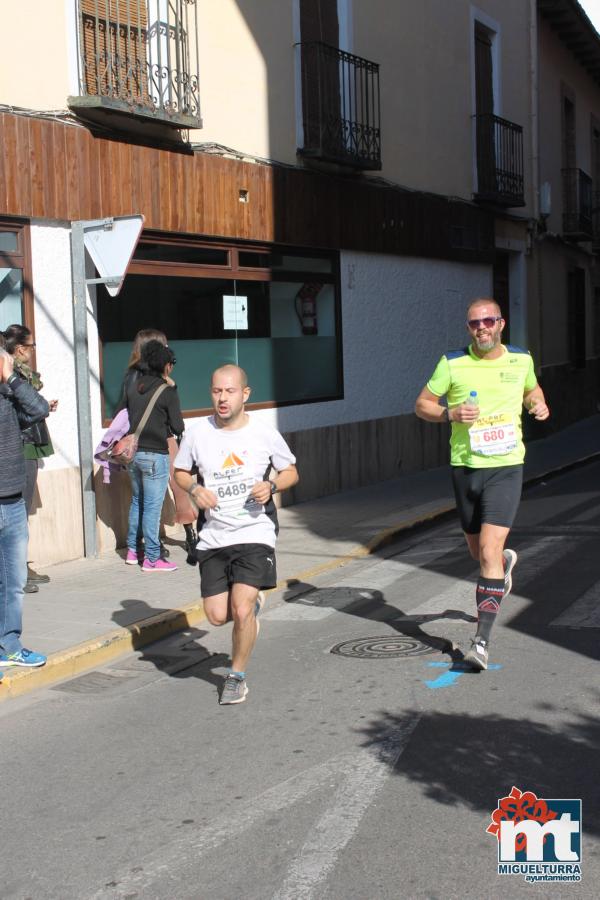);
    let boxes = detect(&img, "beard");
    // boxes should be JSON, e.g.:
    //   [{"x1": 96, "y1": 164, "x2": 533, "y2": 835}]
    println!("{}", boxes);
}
[{"x1": 474, "y1": 333, "x2": 500, "y2": 351}]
